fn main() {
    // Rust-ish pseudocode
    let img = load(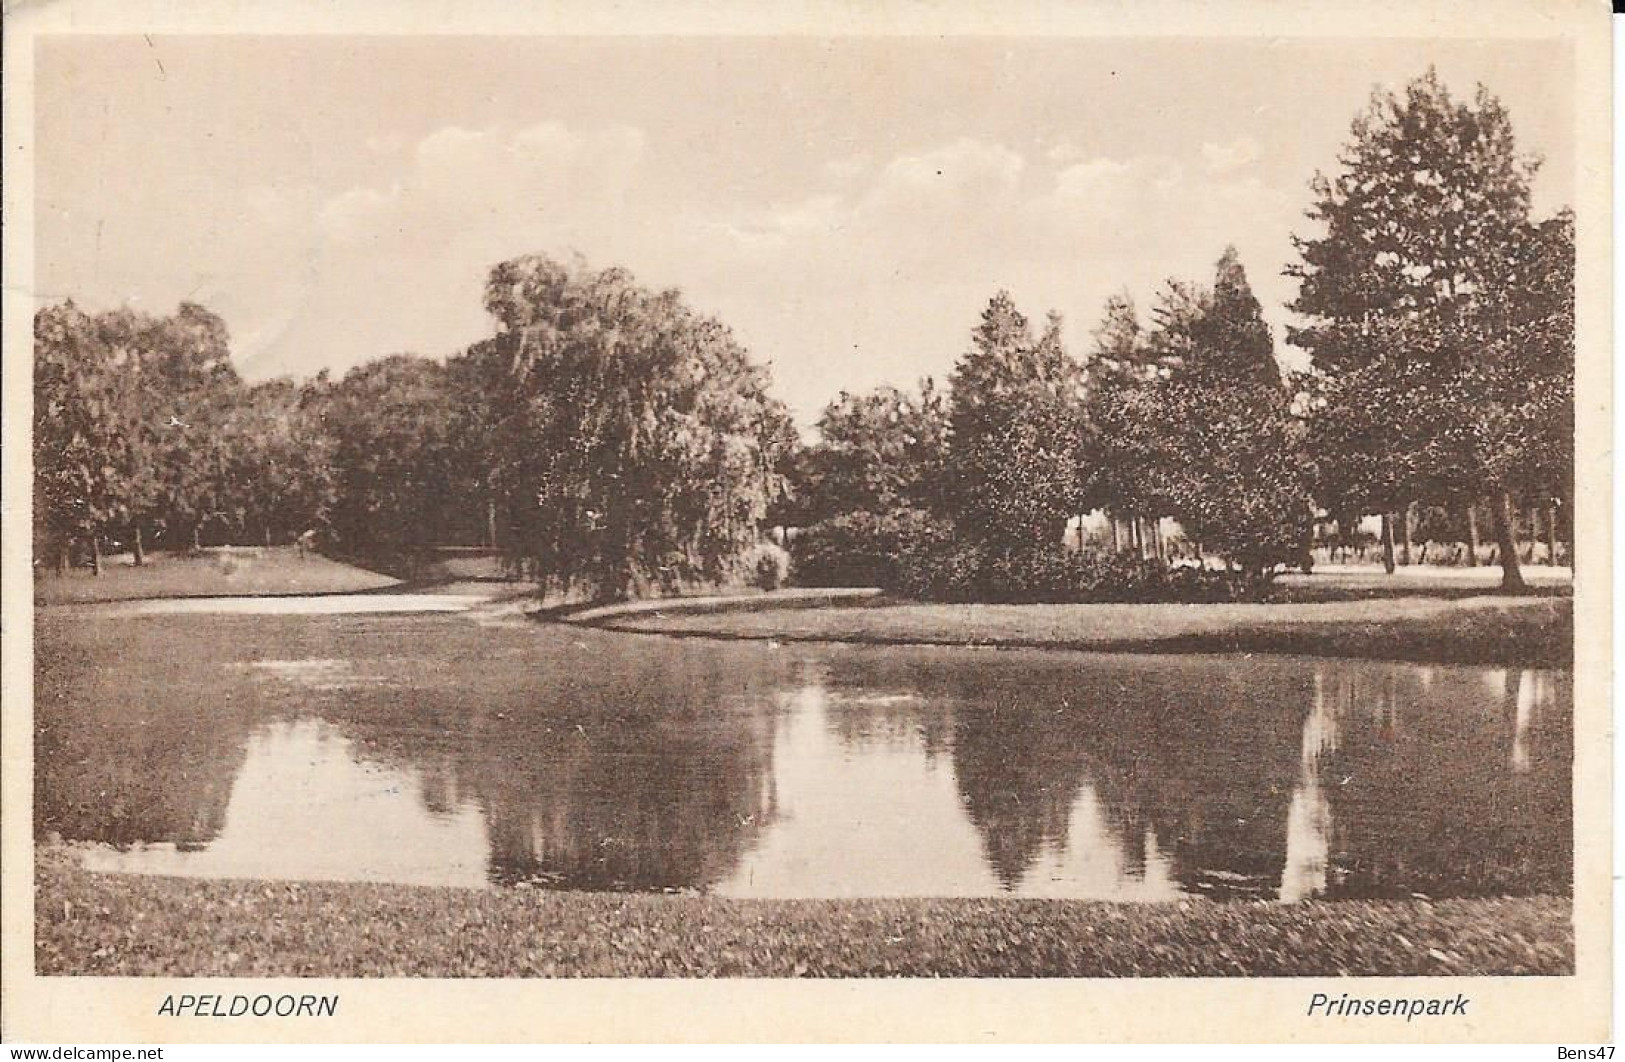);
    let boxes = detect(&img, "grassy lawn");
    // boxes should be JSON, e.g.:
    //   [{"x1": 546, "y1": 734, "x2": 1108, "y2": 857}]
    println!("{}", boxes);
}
[
  {"x1": 579, "y1": 592, "x2": 1571, "y2": 668},
  {"x1": 34, "y1": 851, "x2": 1570, "y2": 978},
  {"x1": 1274, "y1": 562, "x2": 1573, "y2": 599},
  {"x1": 33, "y1": 548, "x2": 398, "y2": 605},
  {"x1": 35, "y1": 552, "x2": 1571, "y2": 668}
]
